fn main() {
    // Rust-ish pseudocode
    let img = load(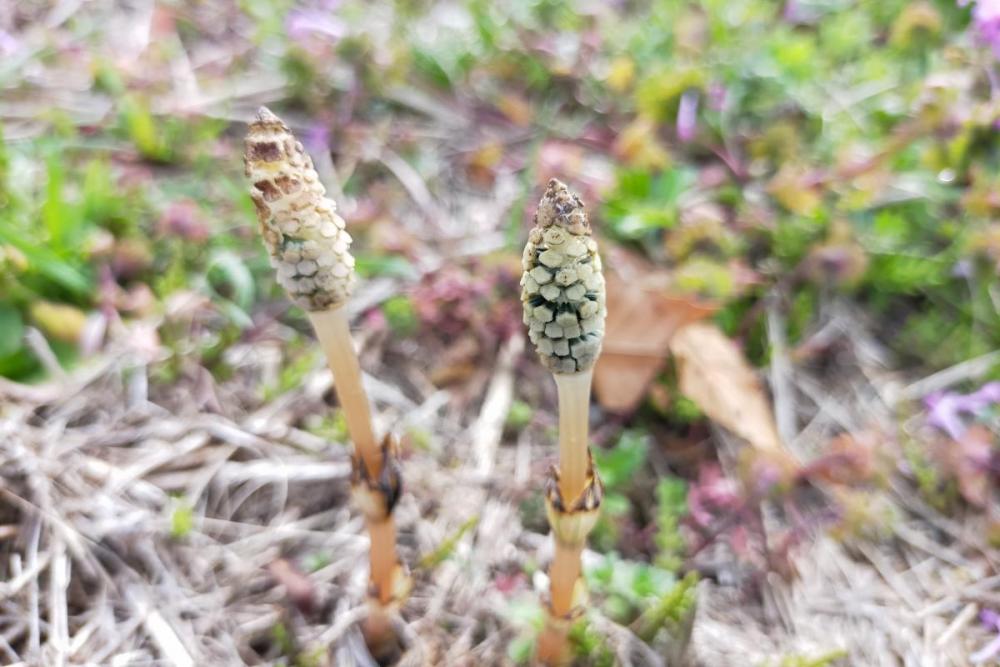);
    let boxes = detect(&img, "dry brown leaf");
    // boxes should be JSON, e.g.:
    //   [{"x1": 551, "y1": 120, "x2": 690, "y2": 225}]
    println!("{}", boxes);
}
[
  {"x1": 429, "y1": 336, "x2": 480, "y2": 387},
  {"x1": 940, "y1": 424, "x2": 993, "y2": 507},
  {"x1": 669, "y1": 321, "x2": 783, "y2": 453},
  {"x1": 594, "y1": 256, "x2": 714, "y2": 414}
]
